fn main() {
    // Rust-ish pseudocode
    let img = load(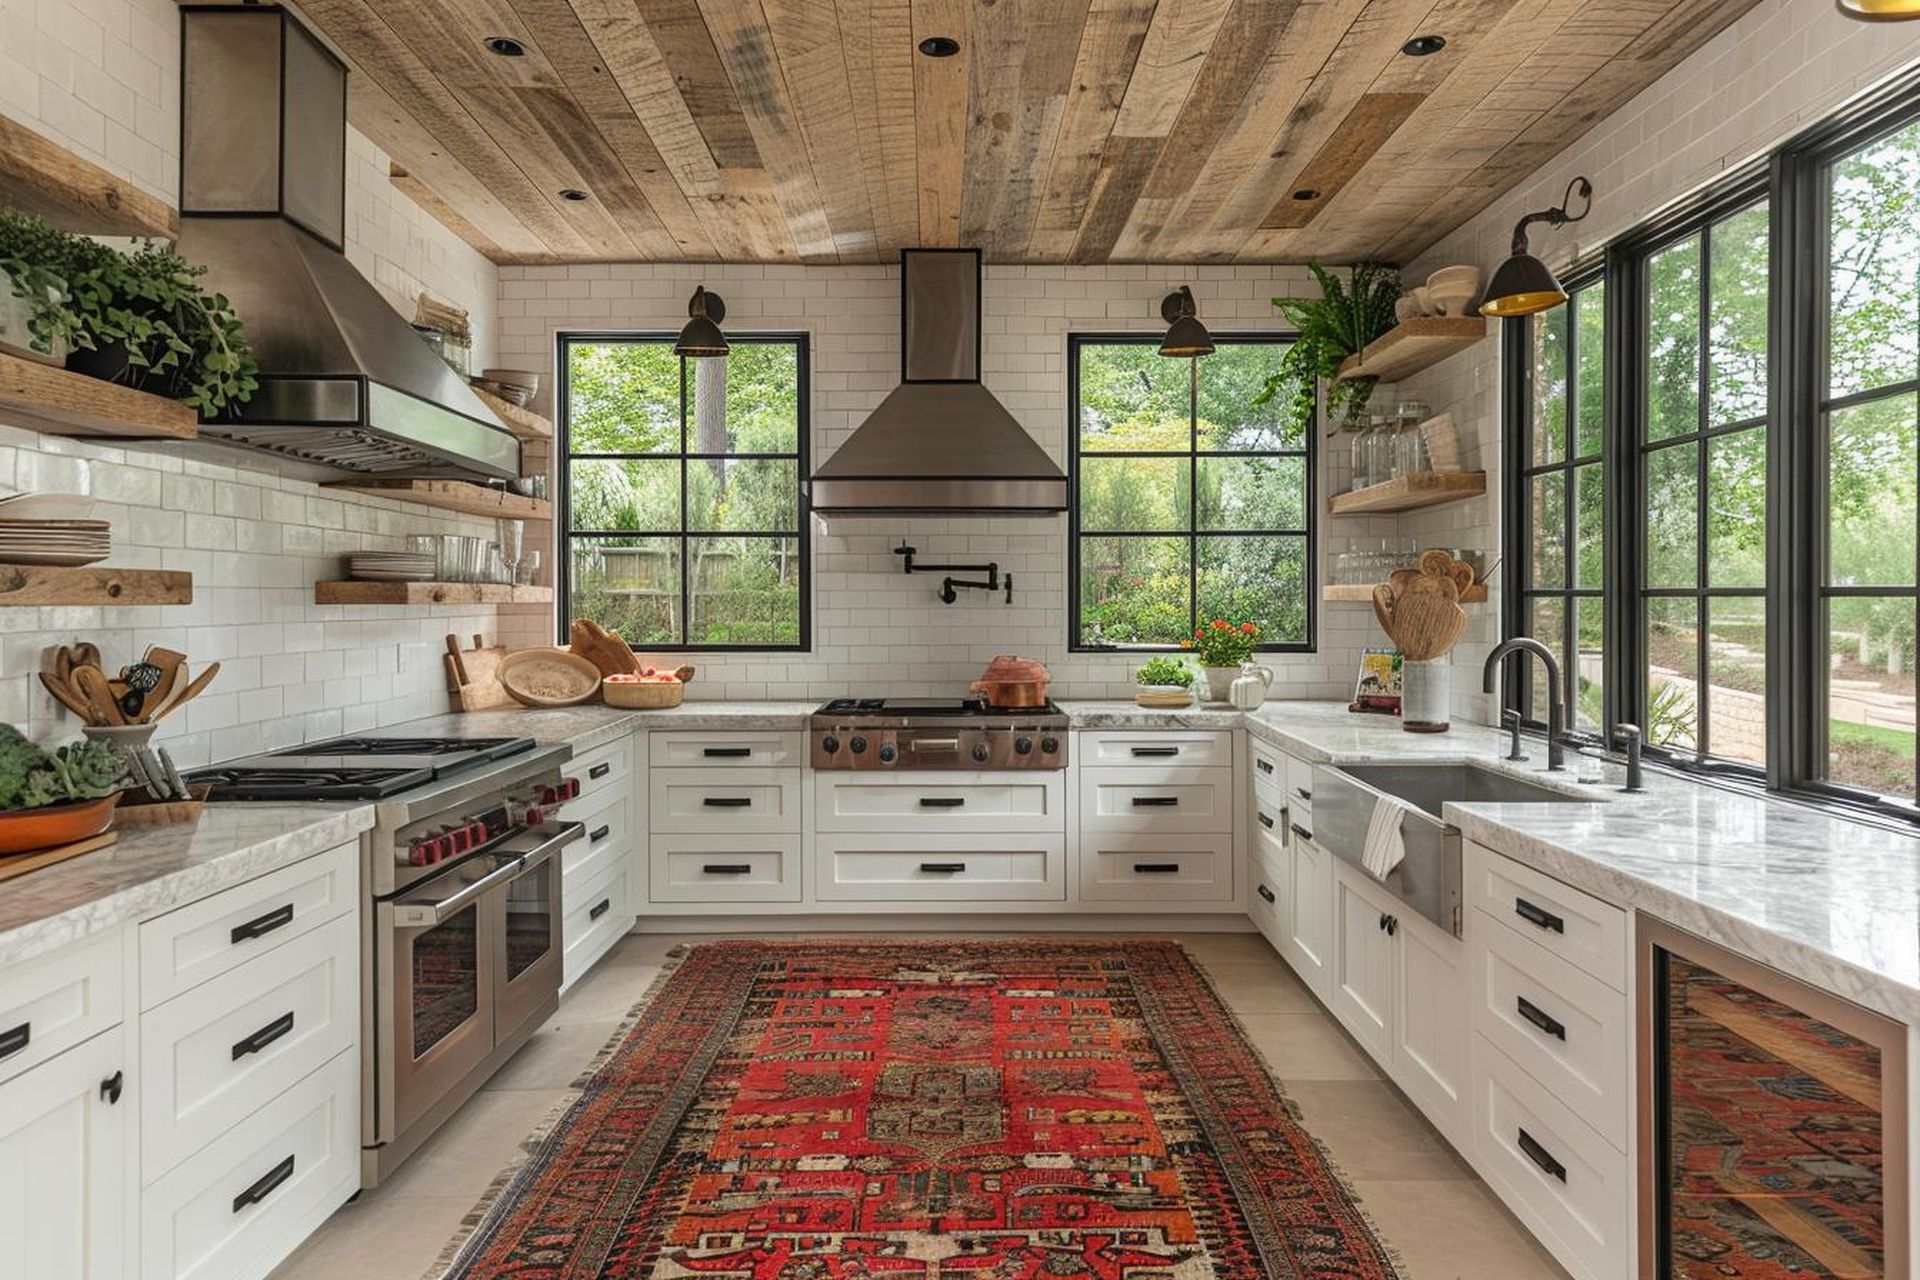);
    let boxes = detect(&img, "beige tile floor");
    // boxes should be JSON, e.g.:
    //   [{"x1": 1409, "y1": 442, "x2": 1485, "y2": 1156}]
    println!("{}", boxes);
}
[{"x1": 270, "y1": 931, "x2": 1569, "y2": 1280}]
